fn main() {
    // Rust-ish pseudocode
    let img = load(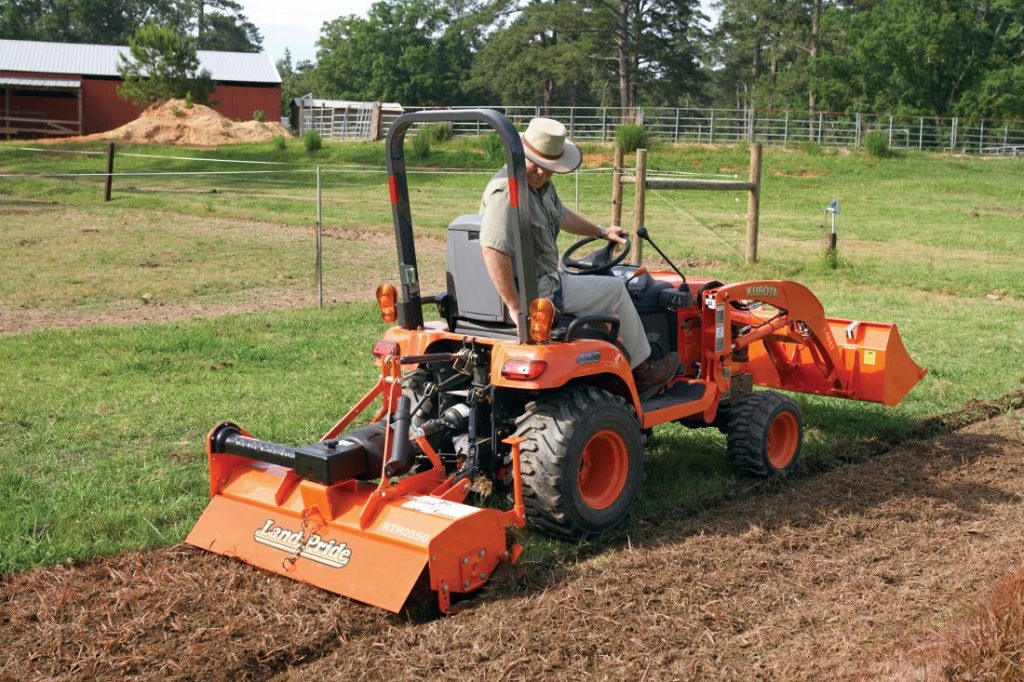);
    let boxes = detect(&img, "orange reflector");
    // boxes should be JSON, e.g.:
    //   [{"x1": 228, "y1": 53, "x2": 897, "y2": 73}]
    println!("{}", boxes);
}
[
  {"x1": 528, "y1": 297, "x2": 555, "y2": 343},
  {"x1": 501, "y1": 359, "x2": 547, "y2": 380},
  {"x1": 376, "y1": 284, "x2": 397, "y2": 323}
]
